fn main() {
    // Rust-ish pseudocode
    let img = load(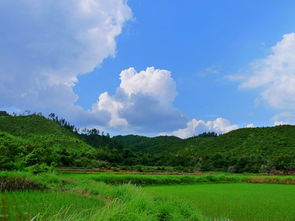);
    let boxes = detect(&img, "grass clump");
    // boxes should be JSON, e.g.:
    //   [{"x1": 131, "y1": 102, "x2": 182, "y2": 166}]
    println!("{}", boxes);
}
[
  {"x1": 0, "y1": 172, "x2": 46, "y2": 191},
  {"x1": 88, "y1": 184, "x2": 202, "y2": 221},
  {"x1": 246, "y1": 175, "x2": 295, "y2": 184}
]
